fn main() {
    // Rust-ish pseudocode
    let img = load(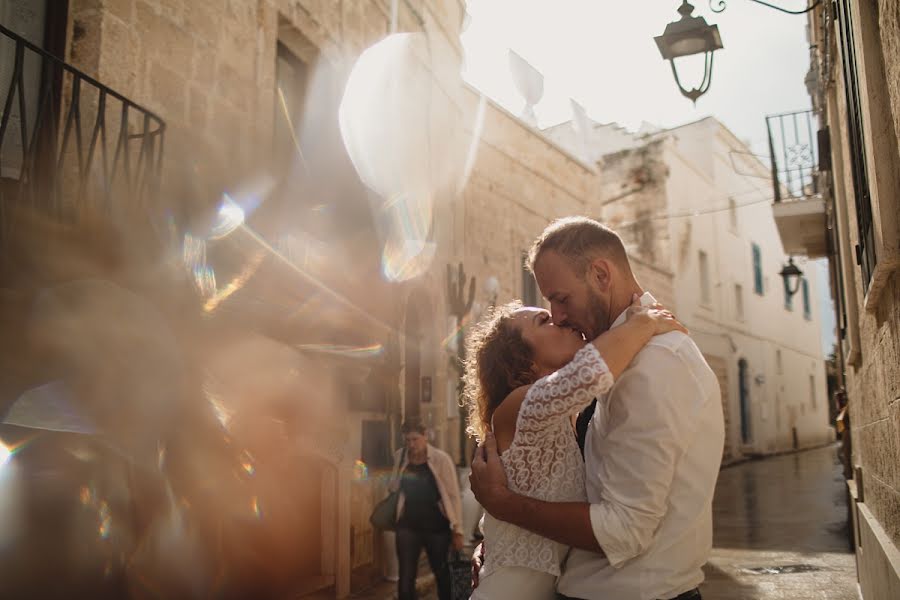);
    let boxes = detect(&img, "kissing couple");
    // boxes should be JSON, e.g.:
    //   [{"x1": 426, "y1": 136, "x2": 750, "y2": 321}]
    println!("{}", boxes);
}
[{"x1": 464, "y1": 217, "x2": 724, "y2": 600}]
